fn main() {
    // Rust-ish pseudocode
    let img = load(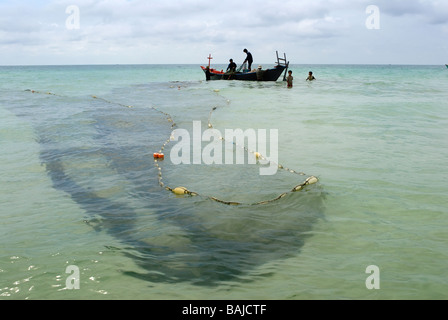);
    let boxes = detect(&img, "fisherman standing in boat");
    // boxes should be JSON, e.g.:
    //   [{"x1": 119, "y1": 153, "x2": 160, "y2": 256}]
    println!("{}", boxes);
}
[{"x1": 243, "y1": 49, "x2": 253, "y2": 71}]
